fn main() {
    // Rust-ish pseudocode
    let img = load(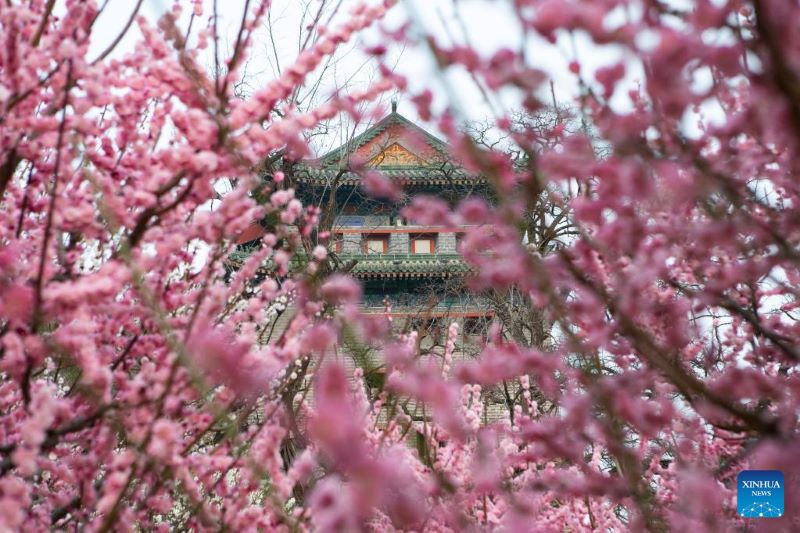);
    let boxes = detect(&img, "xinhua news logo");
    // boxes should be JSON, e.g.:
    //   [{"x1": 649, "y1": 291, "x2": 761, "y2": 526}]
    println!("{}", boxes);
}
[{"x1": 737, "y1": 470, "x2": 784, "y2": 518}]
